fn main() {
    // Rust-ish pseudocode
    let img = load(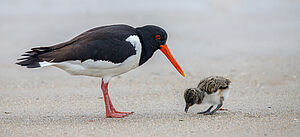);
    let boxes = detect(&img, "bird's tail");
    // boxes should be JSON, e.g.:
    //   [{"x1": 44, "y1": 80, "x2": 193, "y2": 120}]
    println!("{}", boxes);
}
[{"x1": 16, "y1": 47, "x2": 52, "y2": 68}]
